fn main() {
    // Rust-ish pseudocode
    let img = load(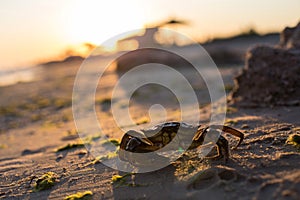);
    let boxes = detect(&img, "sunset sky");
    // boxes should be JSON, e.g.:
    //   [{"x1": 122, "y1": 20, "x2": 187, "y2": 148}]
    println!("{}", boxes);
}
[{"x1": 0, "y1": 0, "x2": 299, "y2": 69}]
